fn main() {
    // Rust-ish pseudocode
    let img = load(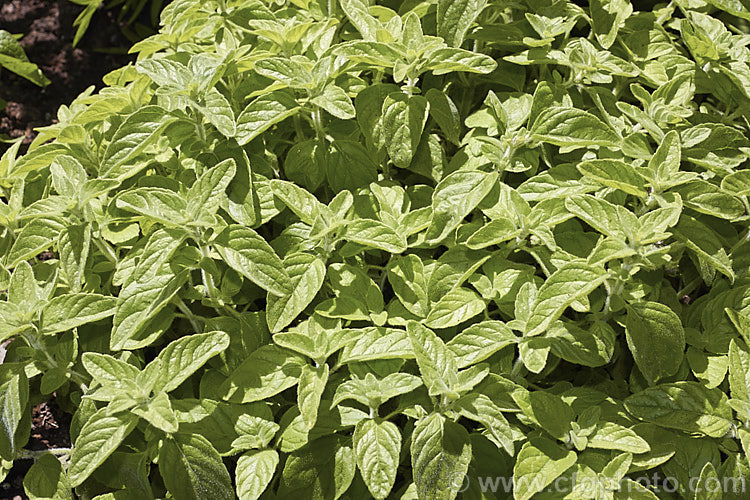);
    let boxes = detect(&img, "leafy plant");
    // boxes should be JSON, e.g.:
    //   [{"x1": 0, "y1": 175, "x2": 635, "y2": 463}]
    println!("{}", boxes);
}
[
  {"x1": 68, "y1": 0, "x2": 170, "y2": 46},
  {"x1": 0, "y1": 29, "x2": 49, "y2": 111},
  {"x1": 3, "y1": 0, "x2": 750, "y2": 499}
]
